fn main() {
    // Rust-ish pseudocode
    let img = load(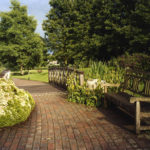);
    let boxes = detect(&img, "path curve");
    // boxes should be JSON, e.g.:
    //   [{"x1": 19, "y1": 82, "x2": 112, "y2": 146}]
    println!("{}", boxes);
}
[{"x1": 0, "y1": 78, "x2": 150, "y2": 150}]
